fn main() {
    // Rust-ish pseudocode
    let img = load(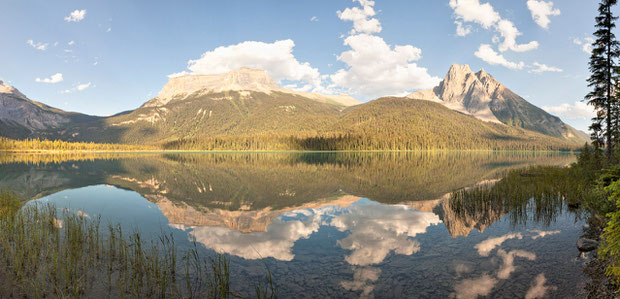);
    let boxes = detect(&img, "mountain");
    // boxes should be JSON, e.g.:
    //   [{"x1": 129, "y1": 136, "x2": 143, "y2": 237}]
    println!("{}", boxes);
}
[
  {"x1": 0, "y1": 80, "x2": 97, "y2": 139},
  {"x1": 0, "y1": 66, "x2": 587, "y2": 150},
  {"x1": 407, "y1": 64, "x2": 589, "y2": 143},
  {"x1": 145, "y1": 68, "x2": 360, "y2": 108}
]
